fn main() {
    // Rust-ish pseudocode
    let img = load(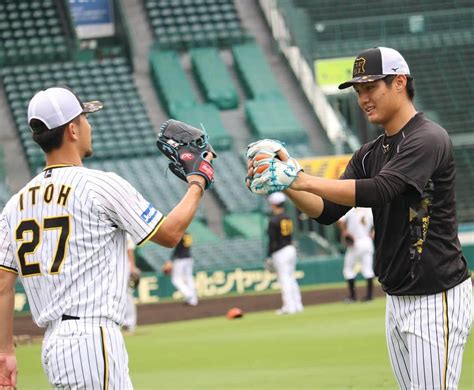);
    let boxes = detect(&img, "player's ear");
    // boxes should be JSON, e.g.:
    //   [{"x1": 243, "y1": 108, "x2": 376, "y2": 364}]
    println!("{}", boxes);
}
[
  {"x1": 64, "y1": 121, "x2": 79, "y2": 141},
  {"x1": 394, "y1": 75, "x2": 407, "y2": 92}
]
